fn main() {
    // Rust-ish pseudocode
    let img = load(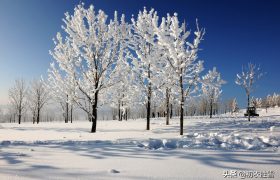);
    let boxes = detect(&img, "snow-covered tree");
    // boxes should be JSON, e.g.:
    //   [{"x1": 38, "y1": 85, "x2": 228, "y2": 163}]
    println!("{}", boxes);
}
[
  {"x1": 277, "y1": 93, "x2": 280, "y2": 107},
  {"x1": 235, "y1": 63, "x2": 262, "y2": 121},
  {"x1": 199, "y1": 96, "x2": 208, "y2": 115},
  {"x1": 201, "y1": 67, "x2": 226, "y2": 118},
  {"x1": 265, "y1": 93, "x2": 279, "y2": 108},
  {"x1": 251, "y1": 97, "x2": 262, "y2": 108},
  {"x1": 103, "y1": 13, "x2": 136, "y2": 121},
  {"x1": 272, "y1": 93, "x2": 279, "y2": 107},
  {"x1": 49, "y1": 4, "x2": 127, "y2": 132},
  {"x1": 47, "y1": 65, "x2": 76, "y2": 123},
  {"x1": 154, "y1": 14, "x2": 180, "y2": 125},
  {"x1": 256, "y1": 98, "x2": 262, "y2": 108},
  {"x1": 156, "y1": 14, "x2": 205, "y2": 135},
  {"x1": 186, "y1": 97, "x2": 198, "y2": 116},
  {"x1": 261, "y1": 93, "x2": 280, "y2": 112},
  {"x1": 104, "y1": 54, "x2": 140, "y2": 121},
  {"x1": 230, "y1": 98, "x2": 238, "y2": 114},
  {"x1": 8, "y1": 79, "x2": 28, "y2": 124},
  {"x1": 266, "y1": 94, "x2": 273, "y2": 108},
  {"x1": 28, "y1": 80, "x2": 50, "y2": 124},
  {"x1": 261, "y1": 96, "x2": 269, "y2": 112},
  {"x1": 130, "y1": 8, "x2": 161, "y2": 130}
]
